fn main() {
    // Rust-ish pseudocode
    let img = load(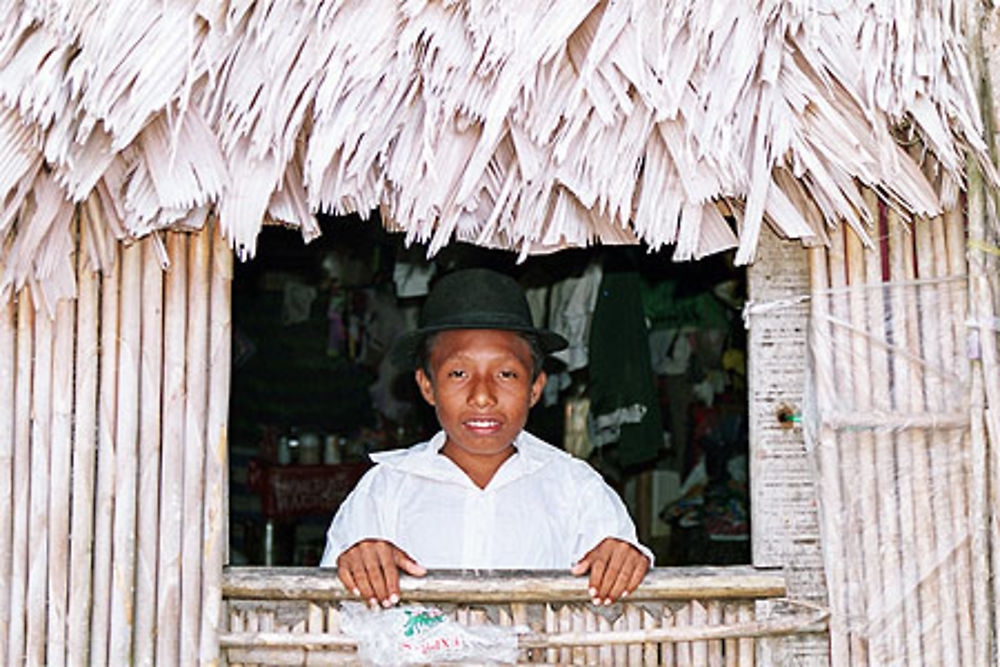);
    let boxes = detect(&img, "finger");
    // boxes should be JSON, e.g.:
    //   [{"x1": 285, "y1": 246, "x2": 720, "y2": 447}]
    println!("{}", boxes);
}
[
  {"x1": 336, "y1": 559, "x2": 361, "y2": 598},
  {"x1": 346, "y1": 553, "x2": 377, "y2": 604},
  {"x1": 607, "y1": 556, "x2": 635, "y2": 602},
  {"x1": 588, "y1": 555, "x2": 607, "y2": 604},
  {"x1": 360, "y1": 545, "x2": 389, "y2": 606},
  {"x1": 625, "y1": 554, "x2": 649, "y2": 595},
  {"x1": 597, "y1": 544, "x2": 628, "y2": 603},
  {"x1": 394, "y1": 548, "x2": 427, "y2": 577},
  {"x1": 571, "y1": 555, "x2": 590, "y2": 577},
  {"x1": 376, "y1": 543, "x2": 400, "y2": 606}
]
